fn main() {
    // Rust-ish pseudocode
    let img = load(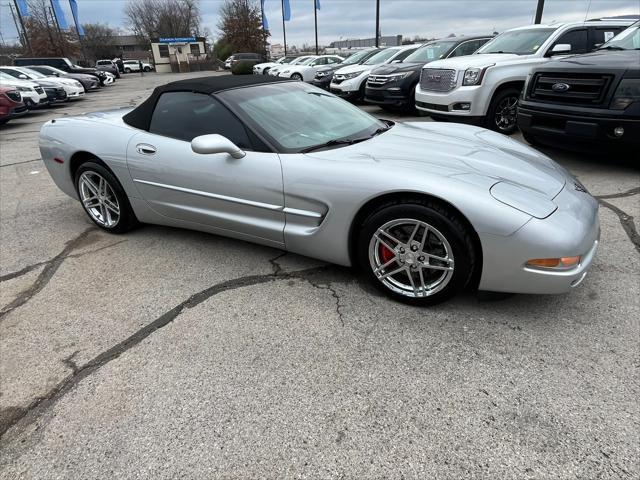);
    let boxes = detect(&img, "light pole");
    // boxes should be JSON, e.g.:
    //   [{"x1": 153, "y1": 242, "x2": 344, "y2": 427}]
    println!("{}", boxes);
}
[
  {"x1": 534, "y1": 0, "x2": 545, "y2": 24},
  {"x1": 375, "y1": 0, "x2": 380, "y2": 47}
]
